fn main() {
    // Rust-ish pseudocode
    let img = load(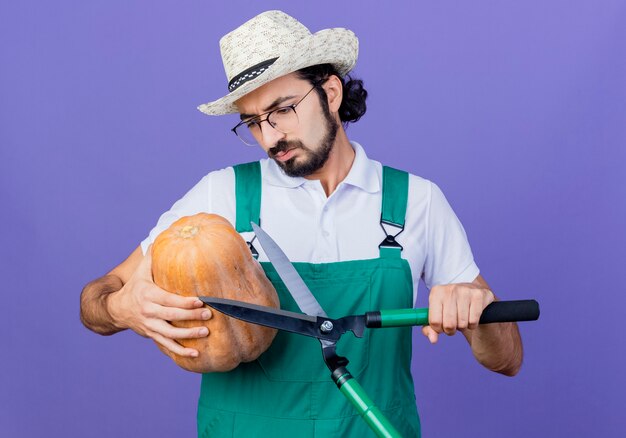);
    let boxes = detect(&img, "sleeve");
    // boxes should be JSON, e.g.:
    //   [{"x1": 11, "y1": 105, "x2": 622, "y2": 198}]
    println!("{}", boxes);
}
[
  {"x1": 139, "y1": 166, "x2": 238, "y2": 255},
  {"x1": 422, "y1": 182, "x2": 480, "y2": 289}
]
